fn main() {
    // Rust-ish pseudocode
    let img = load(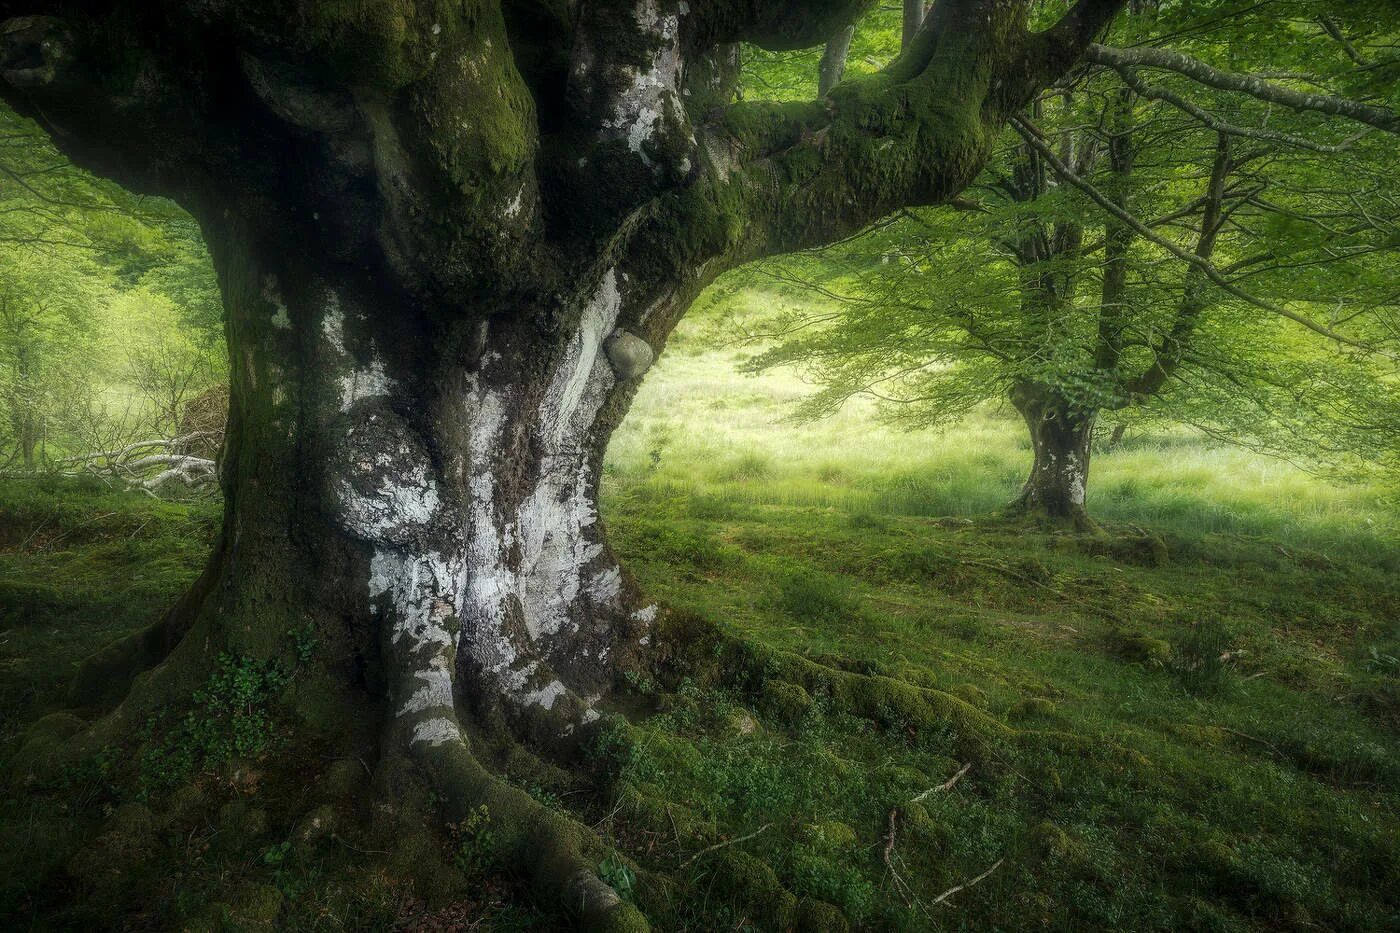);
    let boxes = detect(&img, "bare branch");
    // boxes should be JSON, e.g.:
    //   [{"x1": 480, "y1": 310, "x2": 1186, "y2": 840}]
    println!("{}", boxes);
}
[
  {"x1": 1009, "y1": 115, "x2": 1389, "y2": 356},
  {"x1": 1085, "y1": 44, "x2": 1400, "y2": 134}
]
